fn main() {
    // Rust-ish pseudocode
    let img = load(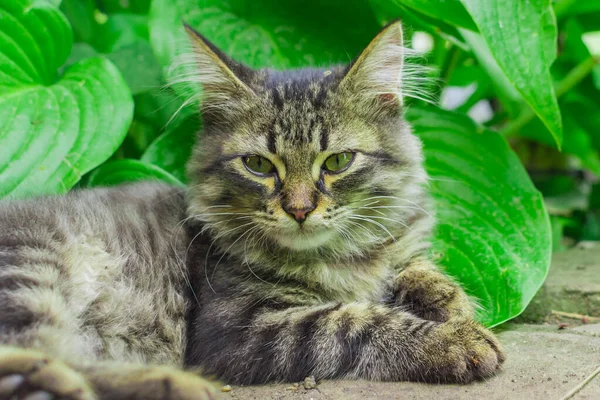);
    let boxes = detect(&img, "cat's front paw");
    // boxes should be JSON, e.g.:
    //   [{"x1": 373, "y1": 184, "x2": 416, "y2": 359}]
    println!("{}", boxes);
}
[
  {"x1": 395, "y1": 267, "x2": 474, "y2": 322},
  {"x1": 420, "y1": 319, "x2": 505, "y2": 383},
  {"x1": 0, "y1": 346, "x2": 95, "y2": 400}
]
